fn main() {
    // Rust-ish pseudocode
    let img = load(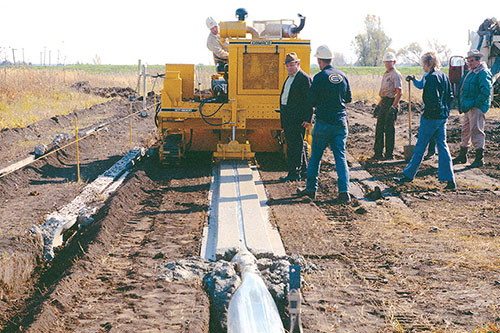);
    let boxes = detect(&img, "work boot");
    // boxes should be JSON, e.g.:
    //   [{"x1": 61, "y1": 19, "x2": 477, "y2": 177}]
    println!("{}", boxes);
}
[
  {"x1": 393, "y1": 175, "x2": 413, "y2": 184},
  {"x1": 338, "y1": 192, "x2": 351, "y2": 204},
  {"x1": 452, "y1": 147, "x2": 468, "y2": 165},
  {"x1": 444, "y1": 181, "x2": 456, "y2": 190},
  {"x1": 369, "y1": 153, "x2": 383, "y2": 161},
  {"x1": 280, "y1": 173, "x2": 300, "y2": 182},
  {"x1": 468, "y1": 148, "x2": 484, "y2": 168},
  {"x1": 296, "y1": 187, "x2": 315, "y2": 199}
]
